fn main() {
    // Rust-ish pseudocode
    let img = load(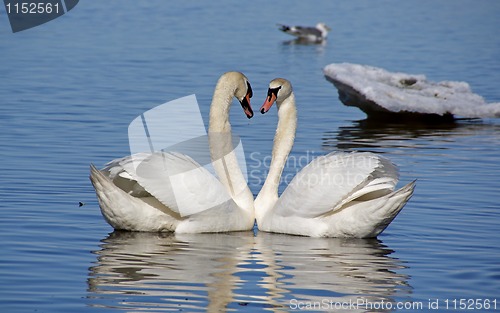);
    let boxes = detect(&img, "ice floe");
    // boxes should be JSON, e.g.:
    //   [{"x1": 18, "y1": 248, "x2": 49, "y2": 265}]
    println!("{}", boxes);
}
[{"x1": 323, "y1": 63, "x2": 500, "y2": 119}]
